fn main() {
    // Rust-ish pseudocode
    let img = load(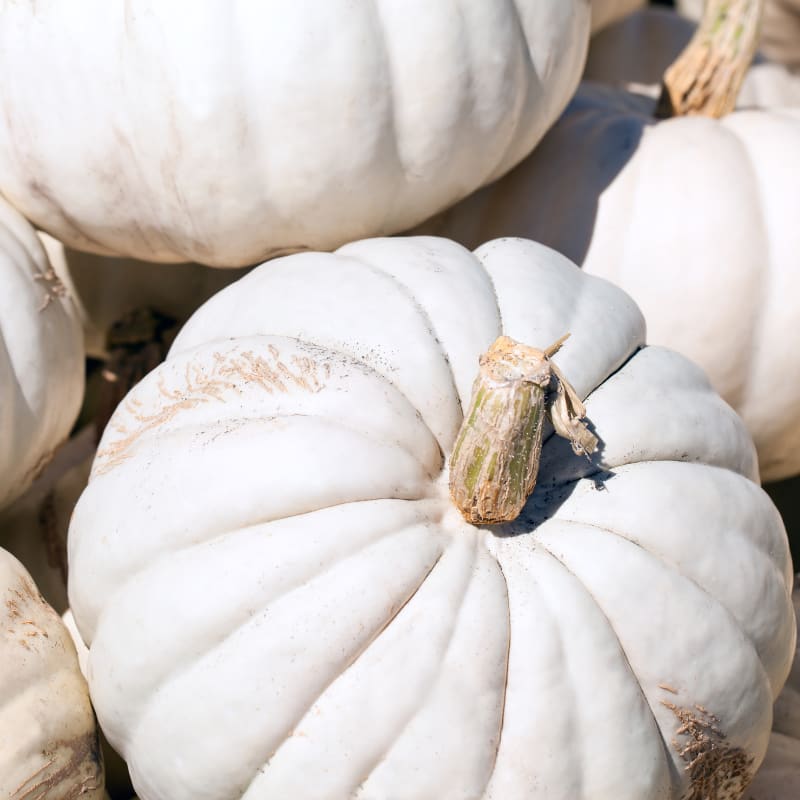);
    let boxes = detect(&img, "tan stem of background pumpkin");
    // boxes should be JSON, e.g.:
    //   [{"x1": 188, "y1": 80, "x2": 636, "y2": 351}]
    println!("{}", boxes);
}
[
  {"x1": 449, "y1": 334, "x2": 597, "y2": 525},
  {"x1": 658, "y1": 0, "x2": 765, "y2": 116}
]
